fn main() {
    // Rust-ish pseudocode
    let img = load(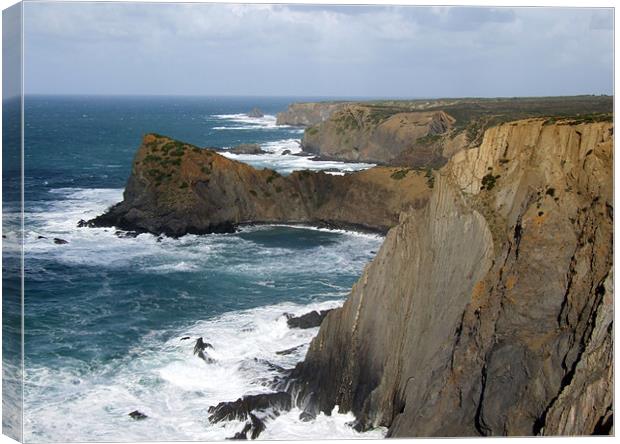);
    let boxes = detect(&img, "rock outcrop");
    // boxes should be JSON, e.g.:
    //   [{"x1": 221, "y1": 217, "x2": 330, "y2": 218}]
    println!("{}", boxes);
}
[
  {"x1": 228, "y1": 143, "x2": 267, "y2": 155},
  {"x1": 288, "y1": 118, "x2": 614, "y2": 436},
  {"x1": 295, "y1": 96, "x2": 612, "y2": 167},
  {"x1": 87, "y1": 134, "x2": 432, "y2": 236},
  {"x1": 302, "y1": 105, "x2": 456, "y2": 166},
  {"x1": 248, "y1": 107, "x2": 264, "y2": 118},
  {"x1": 276, "y1": 102, "x2": 349, "y2": 126}
]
